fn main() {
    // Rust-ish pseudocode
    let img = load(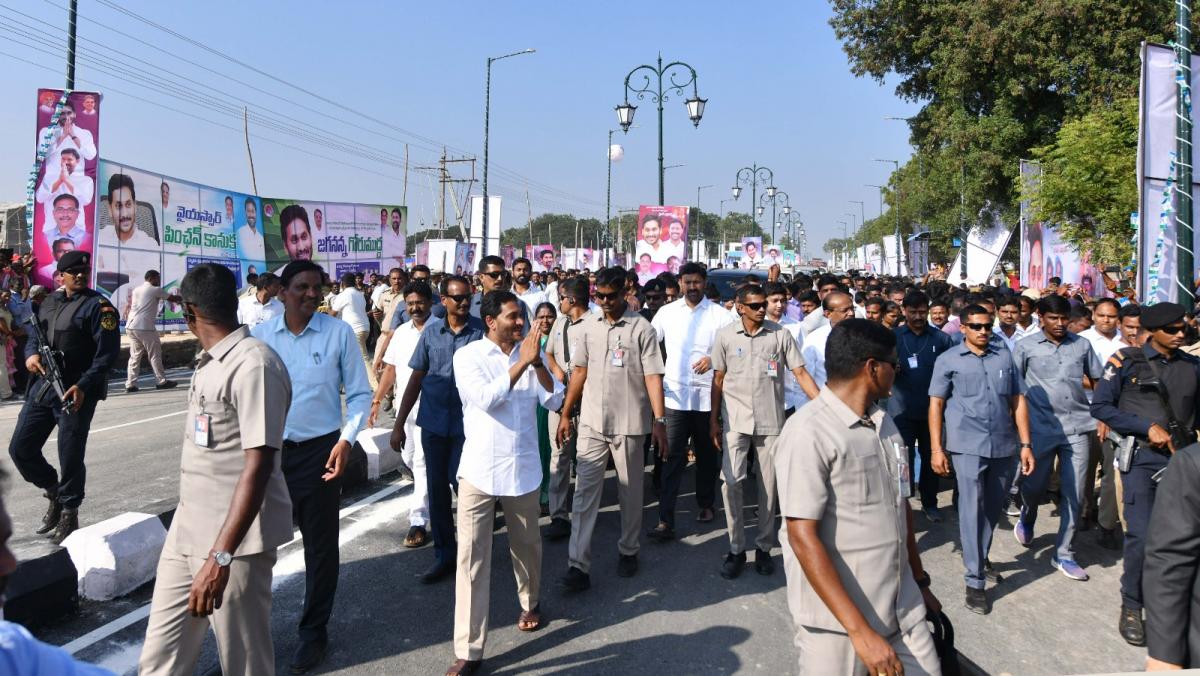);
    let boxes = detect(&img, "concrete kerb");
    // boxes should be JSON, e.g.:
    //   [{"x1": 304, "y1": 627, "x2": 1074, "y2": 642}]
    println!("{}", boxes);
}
[{"x1": 61, "y1": 512, "x2": 167, "y2": 601}]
